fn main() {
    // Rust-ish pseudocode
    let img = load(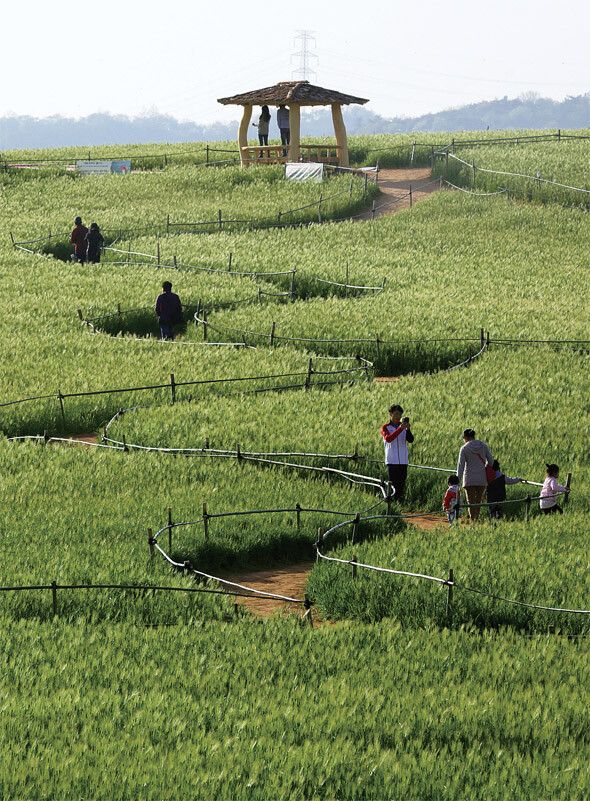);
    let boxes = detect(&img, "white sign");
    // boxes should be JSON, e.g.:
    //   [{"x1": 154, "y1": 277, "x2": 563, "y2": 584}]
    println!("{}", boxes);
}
[
  {"x1": 76, "y1": 160, "x2": 131, "y2": 175},
  {"x1": 285, "y1": 162, "x2": 324, "y2": 182}
]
